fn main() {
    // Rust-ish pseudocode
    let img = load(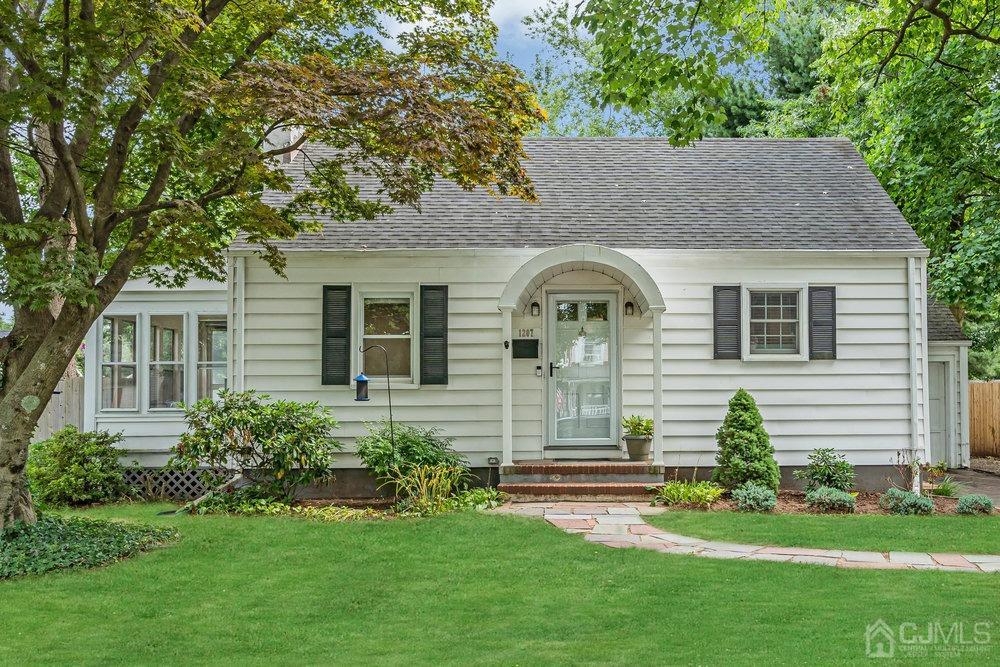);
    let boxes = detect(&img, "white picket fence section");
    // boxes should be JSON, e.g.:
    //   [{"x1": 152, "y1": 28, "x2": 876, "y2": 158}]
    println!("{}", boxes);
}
[{"x1": 32, "y1": 376, "x2": 84, "y2": 442}]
